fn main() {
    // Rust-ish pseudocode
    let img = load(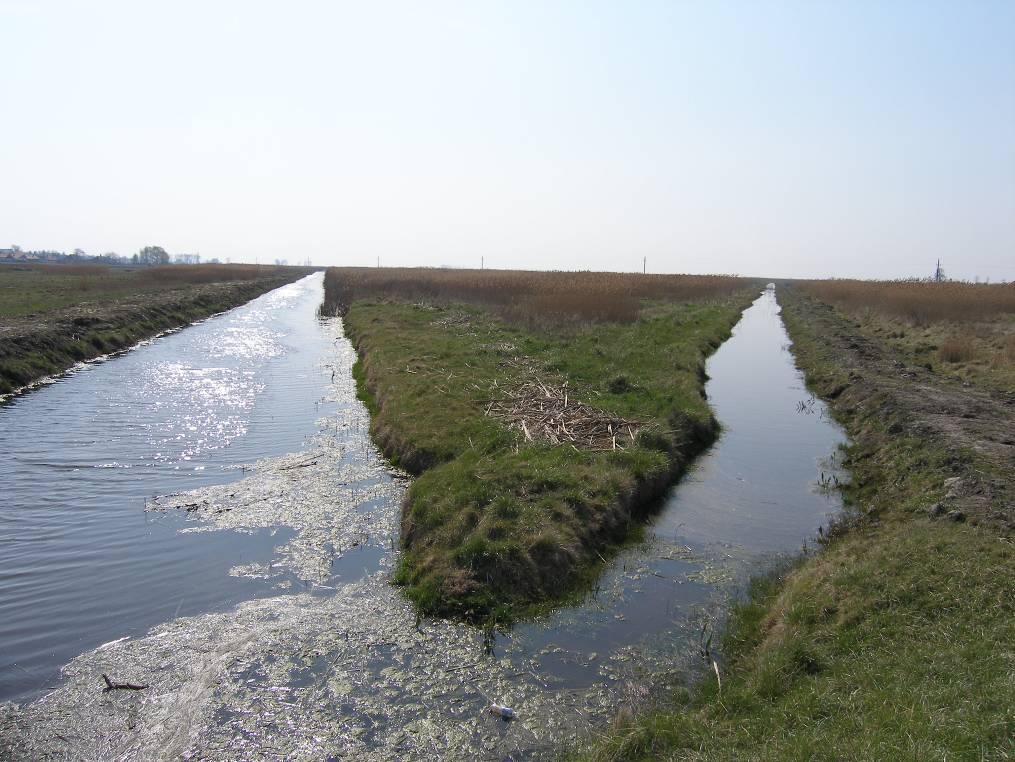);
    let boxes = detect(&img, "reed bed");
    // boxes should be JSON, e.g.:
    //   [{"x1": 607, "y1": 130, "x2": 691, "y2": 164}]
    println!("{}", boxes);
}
[
  {"x1": 323, "y1": 267, "x2": 748, "y2": 325},
  {"x1": 799, "y1": 279, "x2": 1015, "y2": 325},
  {"x1": 137, "y1": 264, "x2": 293, "y2": 285}
]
